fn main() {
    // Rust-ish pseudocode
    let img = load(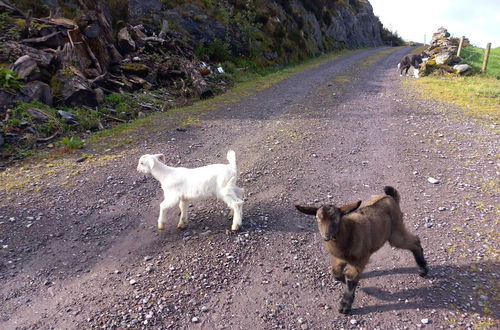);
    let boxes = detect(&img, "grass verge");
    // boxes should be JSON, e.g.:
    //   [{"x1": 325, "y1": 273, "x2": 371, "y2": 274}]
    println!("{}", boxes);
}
[{"x1": 407, "y1": 75, "x2": 500, "y2": 121}]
